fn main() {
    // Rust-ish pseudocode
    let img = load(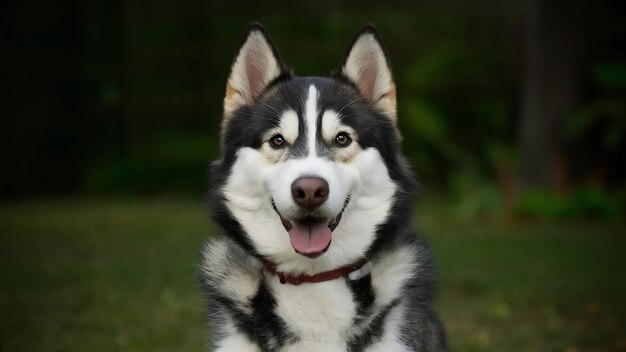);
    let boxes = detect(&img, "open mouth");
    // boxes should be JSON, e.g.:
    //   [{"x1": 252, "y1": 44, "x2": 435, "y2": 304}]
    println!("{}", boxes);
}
[{"x1": 273, "y1": 197, "x2": 350, "y2": 258}]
